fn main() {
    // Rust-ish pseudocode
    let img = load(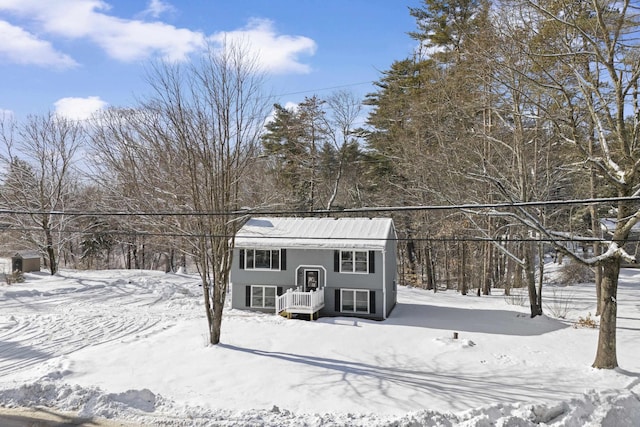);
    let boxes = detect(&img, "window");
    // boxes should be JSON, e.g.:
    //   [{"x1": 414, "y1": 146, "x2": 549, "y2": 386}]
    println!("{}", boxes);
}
[
  {"x1": 251, "y1": 285, "x2": 277, "y2": 308},
  {"x1": 340, "y1": 250, "x2": 368, "y2": 273},
  {"x1": 245, "y1": 249, "x2": 281, "y2": 270},
  {"x1": 340, "y1": 289, "x2": 370, "y2": 313}
]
